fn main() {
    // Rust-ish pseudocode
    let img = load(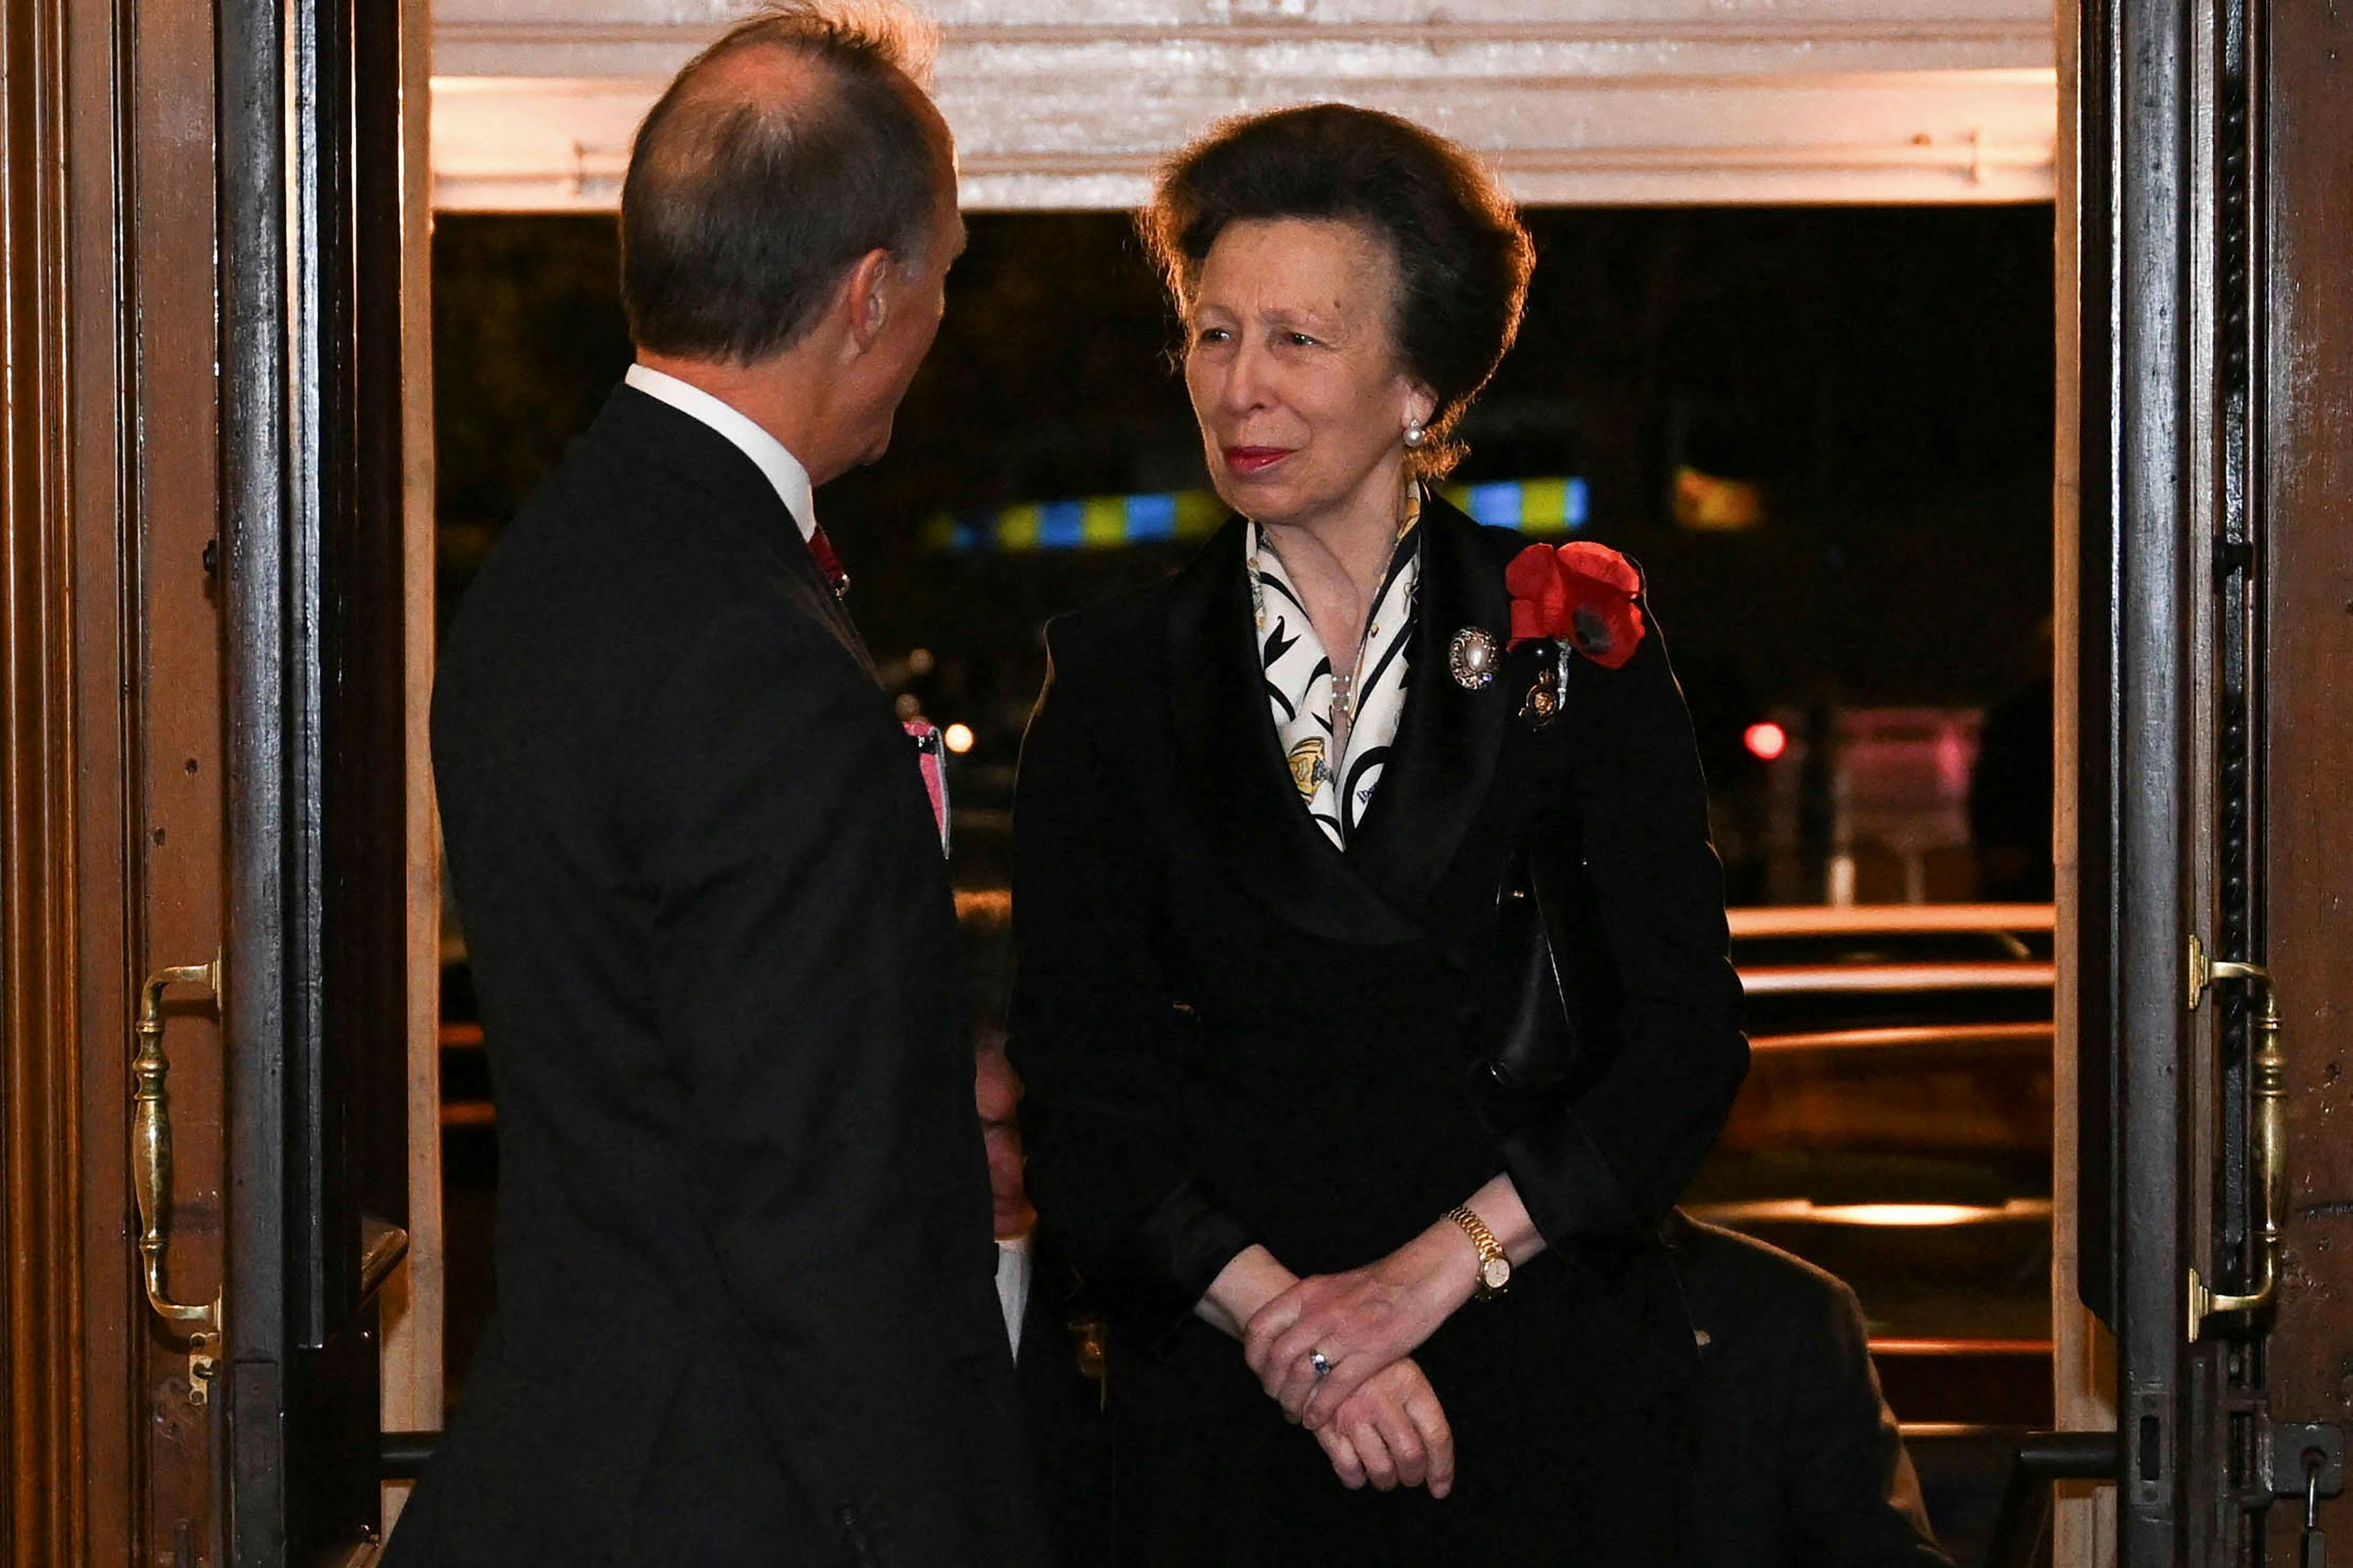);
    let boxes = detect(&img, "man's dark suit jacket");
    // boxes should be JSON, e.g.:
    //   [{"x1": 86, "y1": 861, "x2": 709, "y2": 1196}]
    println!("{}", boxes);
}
[
  {"x1": 1671, "y1": 1215, "x2": 1954, "y2": 1567},
  {"x1": 389, "y1": 385, "x2": 1042, "y2": 1567}
]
